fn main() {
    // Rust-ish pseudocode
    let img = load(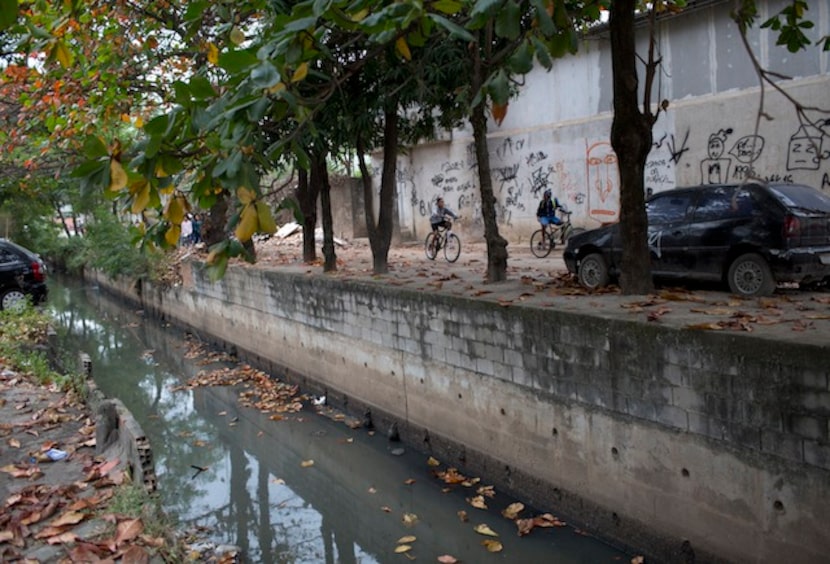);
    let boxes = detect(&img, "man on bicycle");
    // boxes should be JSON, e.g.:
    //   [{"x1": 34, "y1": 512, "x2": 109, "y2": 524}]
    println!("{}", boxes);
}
[
  {"x1": 430, "y1": 197, "x2": 459, "y2": 231},
  {"x1": 536, "y1": 189, "x2": 566, "y2": 235}
]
